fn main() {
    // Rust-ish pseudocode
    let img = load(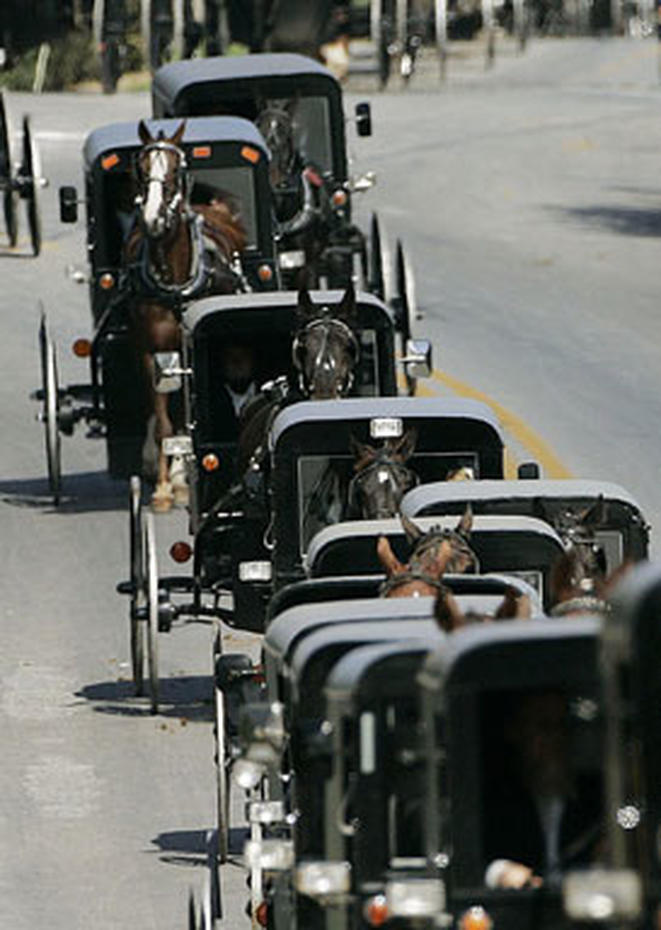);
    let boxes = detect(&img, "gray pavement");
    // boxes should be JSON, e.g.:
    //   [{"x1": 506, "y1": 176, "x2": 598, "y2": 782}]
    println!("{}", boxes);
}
[{"x1": 1, "y1": 35, "x2": 661, "y2": 928}]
